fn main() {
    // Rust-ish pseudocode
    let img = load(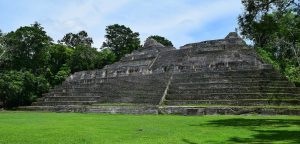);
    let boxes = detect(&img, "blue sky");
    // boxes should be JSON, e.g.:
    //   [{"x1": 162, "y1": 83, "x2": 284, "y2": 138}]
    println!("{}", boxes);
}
[{"x1": 0, "y1": 0, "x2": 243, "y2": 48}]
